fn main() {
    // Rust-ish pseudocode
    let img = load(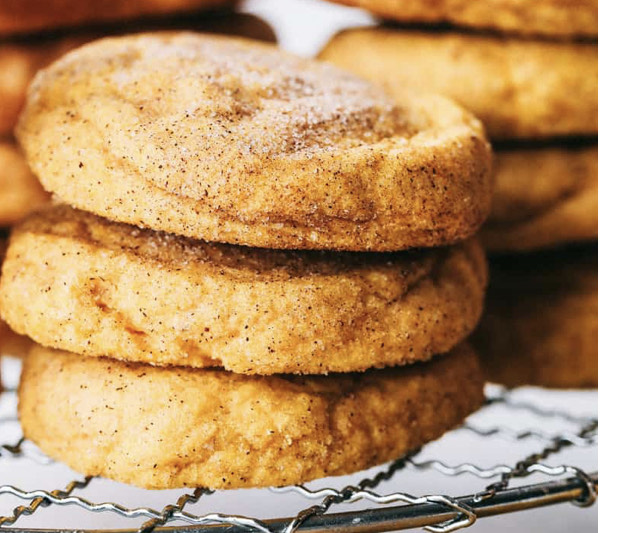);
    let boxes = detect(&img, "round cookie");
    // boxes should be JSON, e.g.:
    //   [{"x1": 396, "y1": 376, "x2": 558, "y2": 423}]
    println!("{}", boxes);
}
[
  {"x1": 0, "y1": 141, "x2": 49, "y2": 226},
  {"x1": 319, "y1": 28, "x2": 597, "y2": 140},
  {"x1": 0, "y1": 205, "x2": 487, "y2": 374},
  {"x1": 19, "y1": 343, "x2": 484, "y2": 489},
  {"x1": 0, "y1": 13, "x2": 275, "y2": 136},
  {"x1": 482, "y1": 144, "x2": 597, "y2": 252},
  {"x1": 0, "y1": 0, "x2": 233, "y2": 36},
  {"x1": 327, "y1": 0, "x2": 597, "y2": 39},
  {"x1": 473, "y1": 247, "x2": 597, "y2": 389},
  {"x1": 16, "y1": 33, "x2": 492, "y2": 251}
]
